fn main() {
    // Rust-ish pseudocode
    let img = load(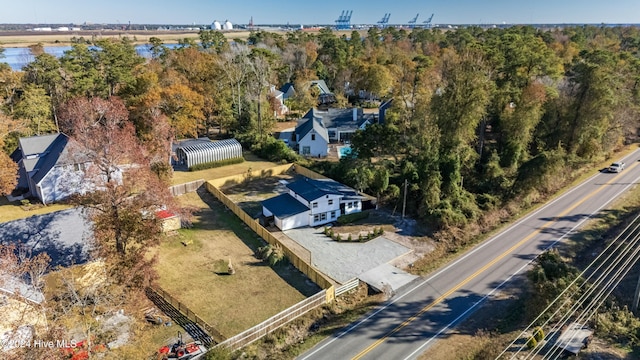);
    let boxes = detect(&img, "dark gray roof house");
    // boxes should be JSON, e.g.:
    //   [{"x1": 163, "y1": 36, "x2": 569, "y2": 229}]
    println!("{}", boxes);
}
[
  {"x1": 295, "y1": 118, "x2": 329, "y2": 144},
  {"x1": 14, "y1": 133, "x2": 92, "y2": 204},
  {"x1": 261, "y1": 193, "x2": 310, "y2": 218},
  {"x1": 295, "y1": 108, "x2": 376, "y2": 145}
]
